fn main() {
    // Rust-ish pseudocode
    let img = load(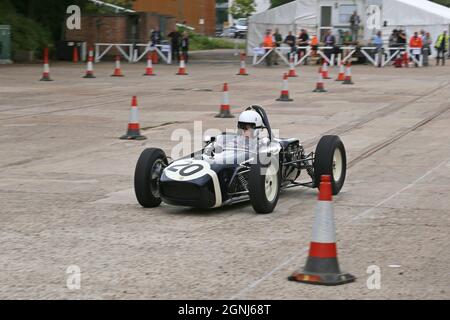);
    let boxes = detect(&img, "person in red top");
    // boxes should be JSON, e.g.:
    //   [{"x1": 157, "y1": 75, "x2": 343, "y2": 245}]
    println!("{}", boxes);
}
[{"x1": 409, "y1": 32, "x2": 423, "y2": 67}]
